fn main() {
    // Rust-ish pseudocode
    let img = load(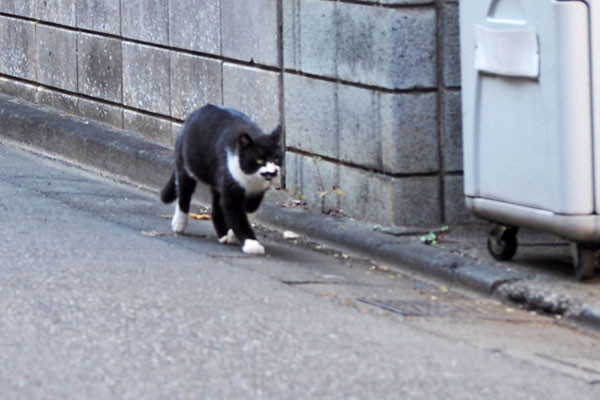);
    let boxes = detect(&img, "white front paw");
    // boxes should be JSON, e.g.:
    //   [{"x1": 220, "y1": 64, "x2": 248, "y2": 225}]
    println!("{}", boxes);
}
[
  {"x1": 219, "y1": 229, "x2": 240, "y2": 245},
  {"x1": 171, "y1": 206, "x2": 188, "y2": 233},
  {"x1": 242, "y1": 239, "x2": 265, "y2": 255}
]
